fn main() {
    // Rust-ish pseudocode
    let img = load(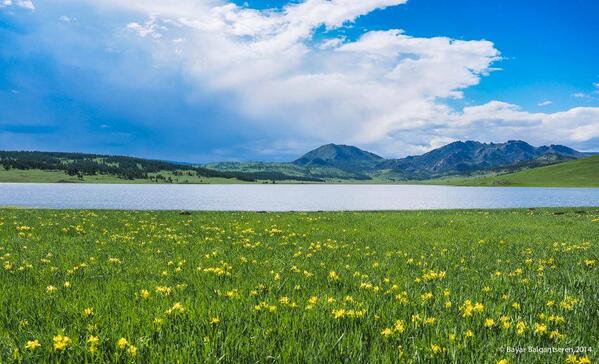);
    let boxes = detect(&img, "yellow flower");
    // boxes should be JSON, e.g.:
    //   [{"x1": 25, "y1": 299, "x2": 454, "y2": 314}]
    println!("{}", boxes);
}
[
  {"x1": 308, "y1": 296, "x2": 318, "y2": 305},
  {"x1": 209, "y1": 317, "x2": 221, "y2": 325},
  {"x1": 420, "y1": 292, "x2": 433, "y2": 302},
  {"x1": 534, "y1": 323, "x2": 547, "y2": 335},
  {"x1": 516, "y1": 321, "x2": 526, "y2": 335},
  {"x1": 565, "y1": 355, "x2": 578, "y2": 364},
  {"x1": 583, "y1": 259, "x2": 596, "y2": 267},
  {"x1": 430, "y1": 344, "x2": 444, "y2": 355},
  {"x1": 53, "y1": 335, "x2": 71, "y2": 351},
  {"x1": 497, "y1": 359, "x2": 508, "y2": 364},
  {"x1": 424, "y1": 317, "x2": 436, "y2": 325},
  {"x1": 25, "y1": 340, "x2": 41, "y2": 351},
  {"x1": 381, "y1": 328, "x2": 393, "y2": 337},
  {"x1": 578, "y1": 356, "x2": 591, "y2": 364},
  {"x1": 116, "y1": 337, "x2": 129, "y2": 350},
  {"x1": 46, "y1": 285, "x2": 58, "y2": 294},
  {"x1": 394, "y1": 320, "x2": 405, "y2": 333},
  {"x1": 465, "y1": 330, "x2": 474, "y2": 338},
  {"x1": 328, "y1": 271, "x2": 339, "y2": 281},
  {"x1": 139, "y1": 289, "x2": 150, "y2": 299},
  {"x1": 484, "y1": 318, "x2": 495, "y2": 328},
  {"x1": 83, "y1": 307, "x2": 93, "y2": 317},
  {"x1": 332, "y1": 309, "x2": 345, "y2": 319},
  {"x1": 166, "y1": 302, "x2": 185, "y2": 315},
  {"x1": 87, "y1": 336, "x2": 100, "y2": 353},
  {"x1": 127, "y1": 345, "x2": 138, "y2": 357}
]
